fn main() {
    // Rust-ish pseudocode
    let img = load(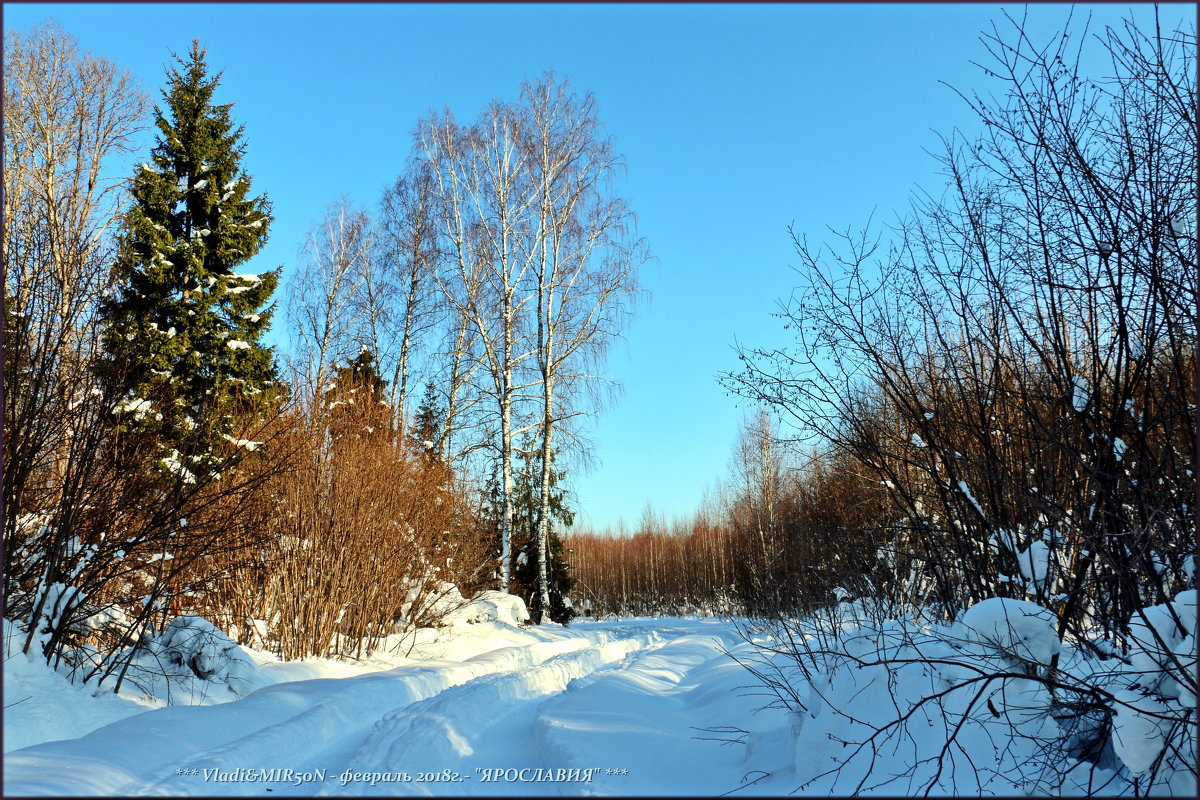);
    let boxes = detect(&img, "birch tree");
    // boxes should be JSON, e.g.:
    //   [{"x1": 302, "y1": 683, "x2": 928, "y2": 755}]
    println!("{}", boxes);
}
[
  {"x1": 286, "y1": 199, "x2": 372, "y2": 413},
  {"x1": 415, "y1": 106, "x2": 541, "y2": 591},
  {"x1": 374, "y1": 164, "x2": 441, "y2": 425},
  {"x1": 520, "y1": 74, "x2": 646, "y2": 621}
]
